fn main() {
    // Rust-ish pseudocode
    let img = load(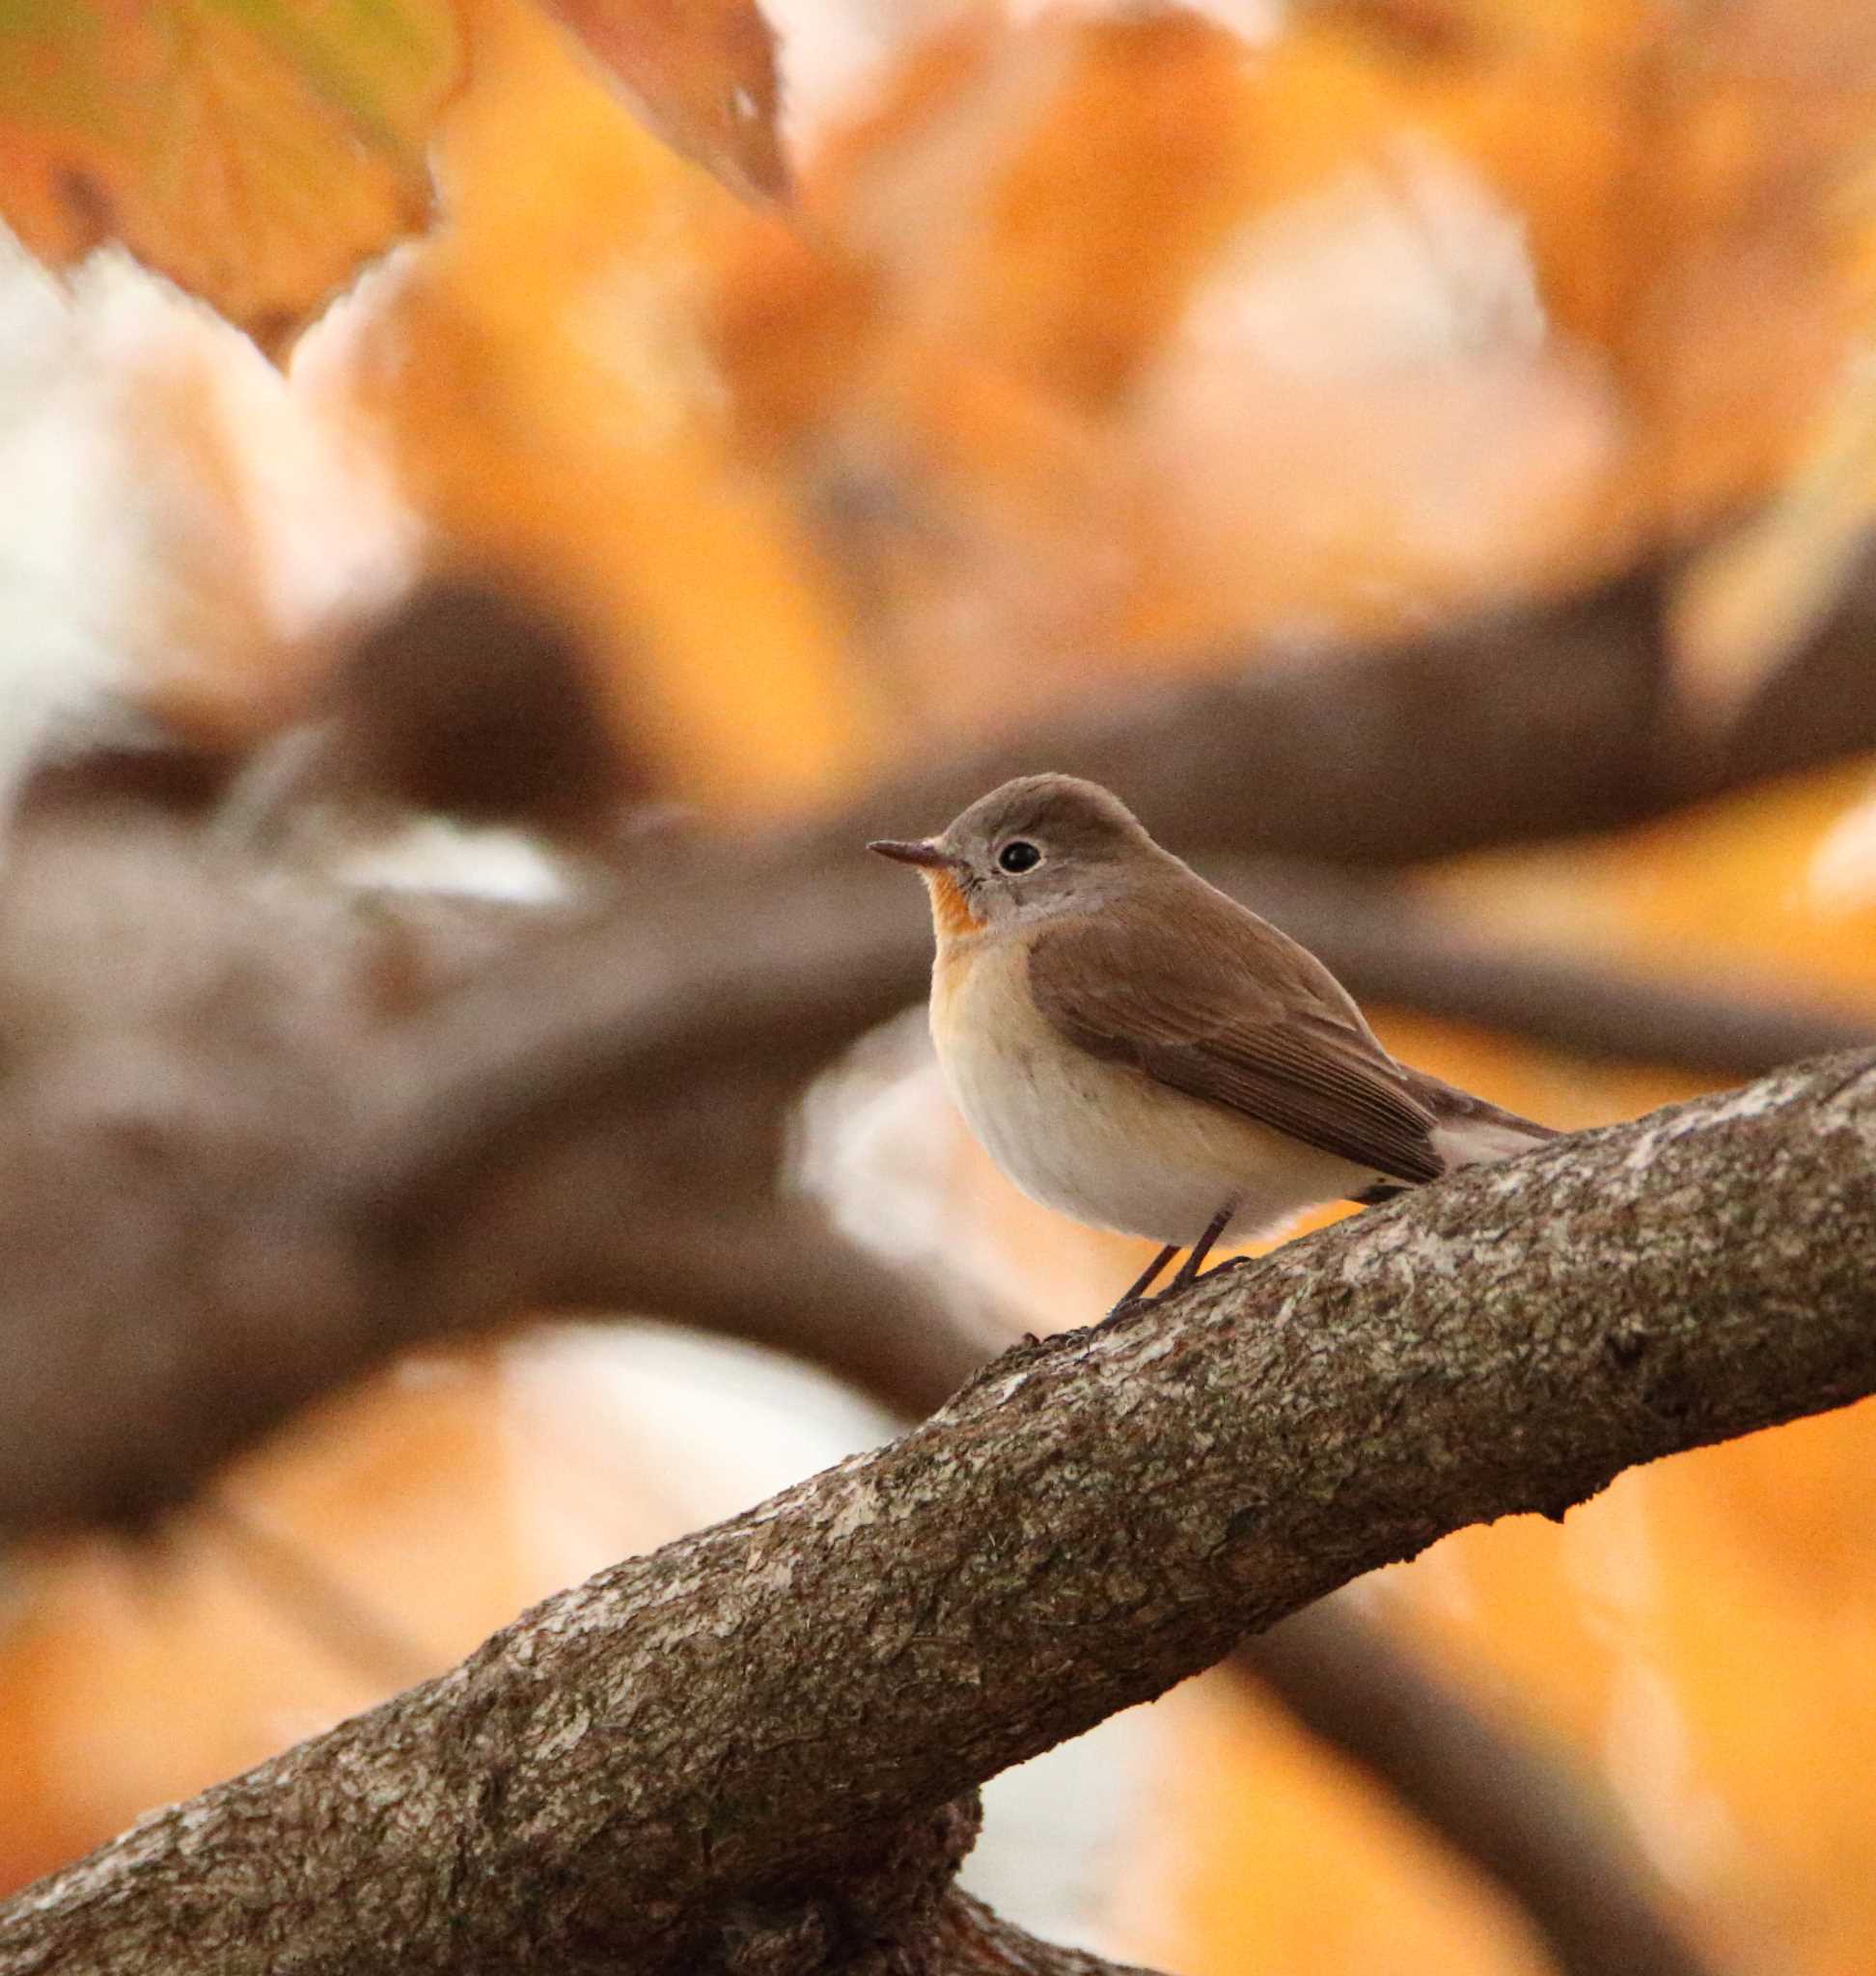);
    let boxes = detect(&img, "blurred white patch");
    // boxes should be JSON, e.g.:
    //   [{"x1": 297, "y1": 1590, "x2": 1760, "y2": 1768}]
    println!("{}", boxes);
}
[
  {"x1": 1139, "y1": 134, "x2": 1621, "y2": 621},
  {"x1": 71, "y1": 244, "x2": 417, "y2": 645},
  {"x1": 767, "y1": 0, "x2": 1280, "y2": 163},
  {"x1": 0, "y1": 235, "x2": 139, "y2": 814},
  {"x1": 0, "y1": 227, "x2": 418, "y2": 828},
  {"x1": 500, "y1": 1319, "x2": 1163, "y2": 1949},
  {"x1": 503, "y1": 1322, "x2": 898, "y2": 1543},
  {"x1": 765, "y1": 0, "x2": 974, "y2": 158},
  {"x1": 1807, "y1": 774, "x2": 1876, "y2": 916},
  {"x1": 793, "y1": 1009, "x2": 959, "y2": 1270},
  {"x1": 1007, "y1": 0, "x2": 1282, "y2": 42},
  {"x1": 1183, "y1": 136, "x2": 1546, "y2": 380},
  {"x1": 331, "y1": 817, "x2": 572, "y2": 903},
  {"x1": 960, "y1": 1703, "x2": 1160, "y2": 1955},
  {"x1": 1600, "y1": 1657, "x2": 1743, "y2": 1894},
  {"x1": 1184, "y1": 0, "x2": 1283, "y2": 39},
  {"x1": 791, "y1": 1009, "x2": 1062, "y2": 1334}
]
